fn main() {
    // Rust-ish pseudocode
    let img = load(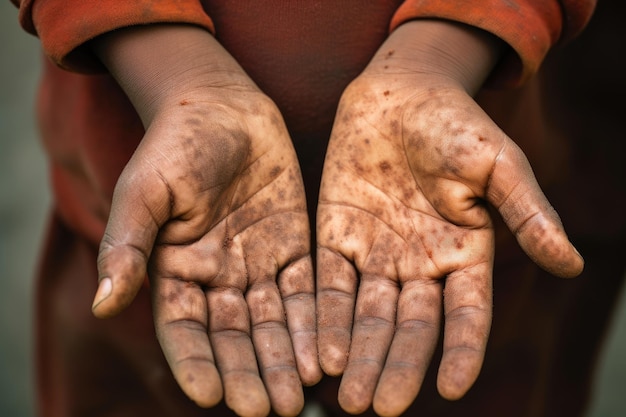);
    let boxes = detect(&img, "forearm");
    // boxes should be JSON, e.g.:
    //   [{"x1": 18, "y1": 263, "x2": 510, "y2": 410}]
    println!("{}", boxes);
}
[
  {"x1": 90, "y1": 24, "x2": 255, "y2": 126},
  {"x1": 366, "y1": 19, "x2": 504, "y2": 95}
]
